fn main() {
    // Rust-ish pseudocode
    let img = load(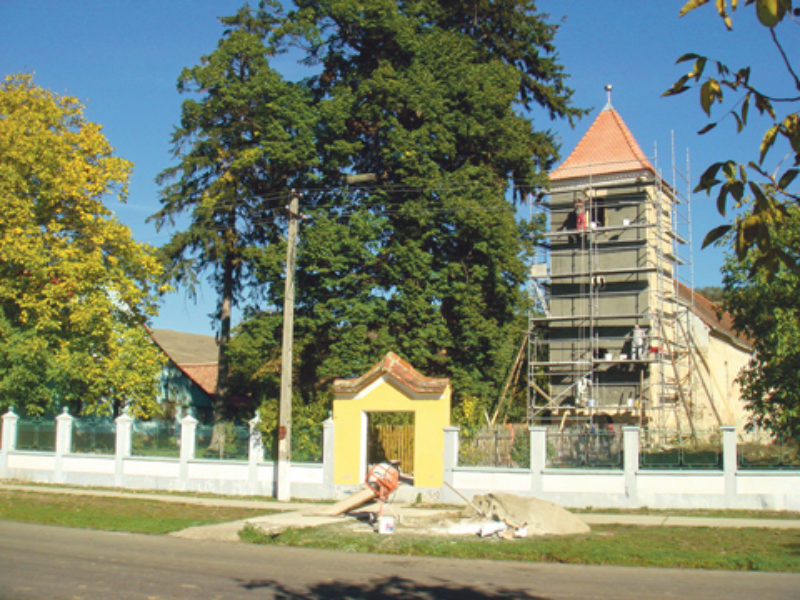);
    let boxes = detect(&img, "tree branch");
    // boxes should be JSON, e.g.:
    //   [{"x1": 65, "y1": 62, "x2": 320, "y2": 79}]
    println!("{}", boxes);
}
[{"x1": 771, "y1": 28, "x2": 800, "y2": 93}]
